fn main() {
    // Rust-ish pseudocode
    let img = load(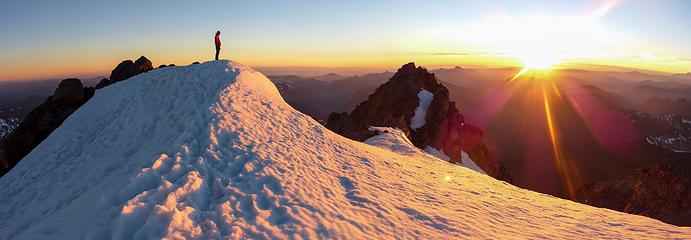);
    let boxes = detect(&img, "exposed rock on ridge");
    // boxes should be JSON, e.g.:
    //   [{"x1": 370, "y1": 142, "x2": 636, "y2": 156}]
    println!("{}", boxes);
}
[
  {"x1": 0, "y1": 56, "x2": 153, "y2": 176},
  {"x1": 326, "y1": 63, "x2": 511, "y2": 181}
]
